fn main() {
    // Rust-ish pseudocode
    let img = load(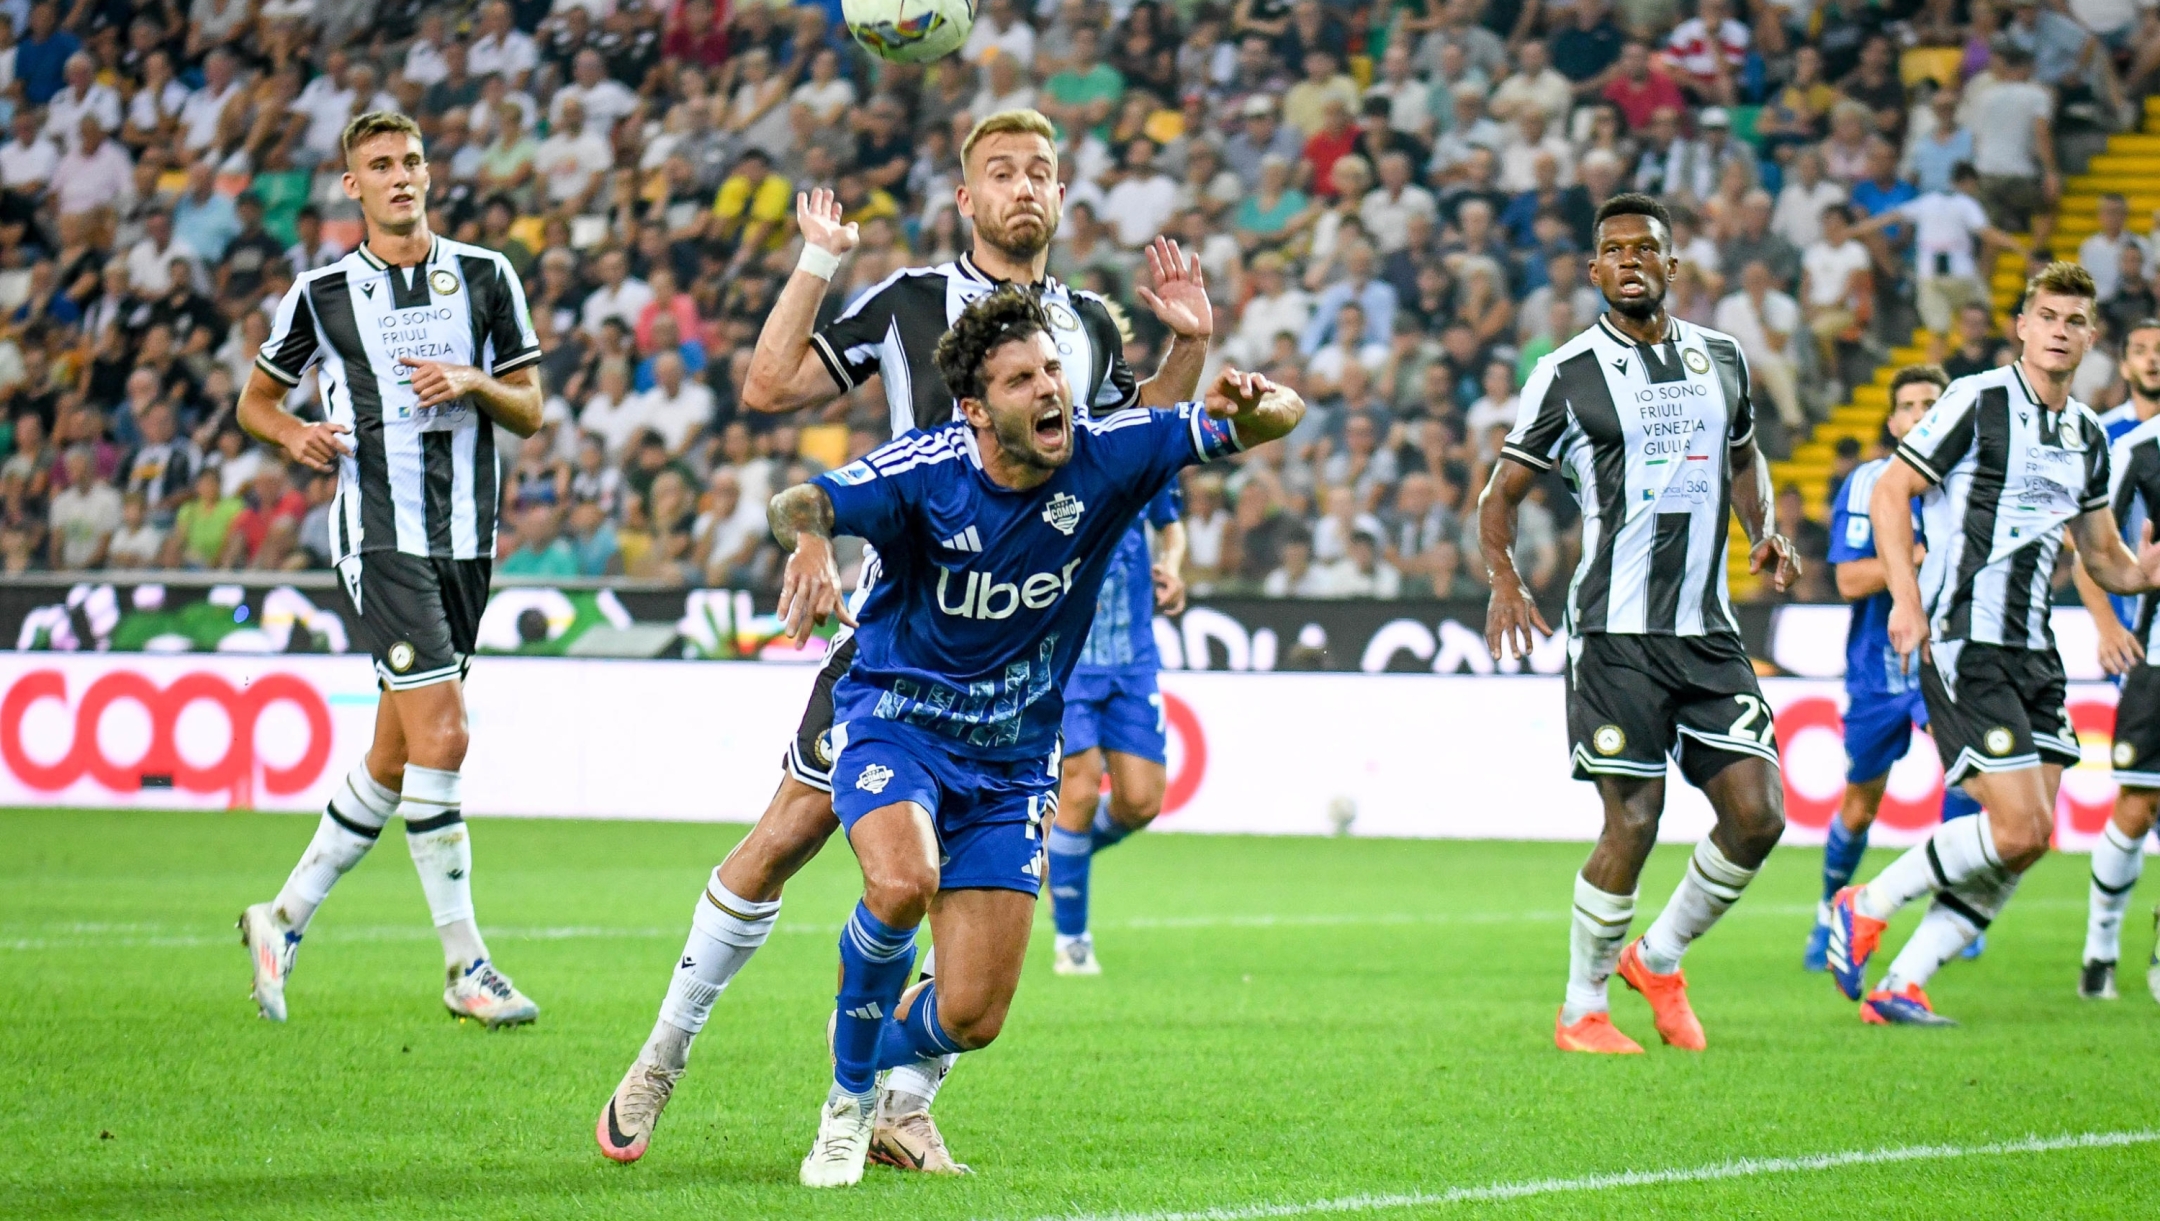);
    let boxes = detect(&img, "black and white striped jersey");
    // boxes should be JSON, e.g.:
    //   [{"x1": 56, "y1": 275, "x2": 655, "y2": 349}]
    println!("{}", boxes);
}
[
  {"x1": 256, "y1": 236, "x2": 542, "y2": 565},
  {"x1": 1897, "y1": 363, "x2": 2110, "y2": 649},
  {"x1": 810, "y1": 252, "x2": 1138, "y2": 435},
  {"x1": 1501, "y1": 314, "x2": 1756, "y2": 637}
]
